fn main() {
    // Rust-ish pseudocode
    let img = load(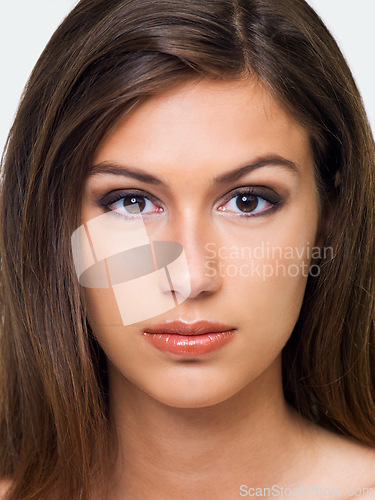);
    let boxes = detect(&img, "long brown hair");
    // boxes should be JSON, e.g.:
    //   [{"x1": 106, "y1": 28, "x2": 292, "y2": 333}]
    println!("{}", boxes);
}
[{"x1": 1, "y1": 0, "x2": 374, "y2": 498}]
